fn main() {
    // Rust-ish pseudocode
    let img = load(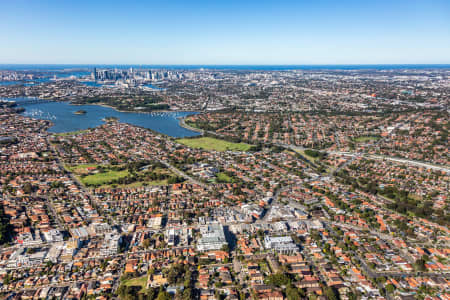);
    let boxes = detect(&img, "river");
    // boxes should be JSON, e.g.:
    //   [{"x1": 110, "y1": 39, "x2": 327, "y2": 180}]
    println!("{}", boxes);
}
[{"x1": 12, "y1": 98, "x2": 199, "y2": 138}]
